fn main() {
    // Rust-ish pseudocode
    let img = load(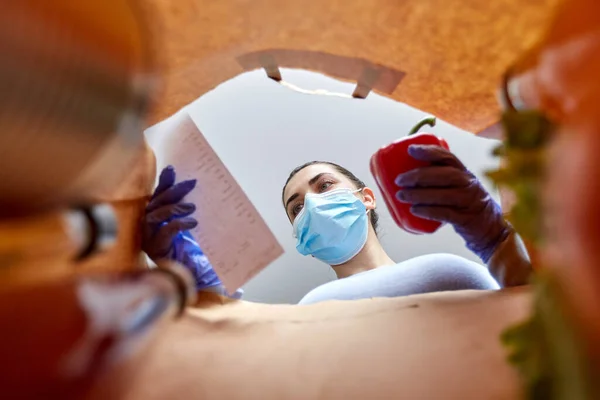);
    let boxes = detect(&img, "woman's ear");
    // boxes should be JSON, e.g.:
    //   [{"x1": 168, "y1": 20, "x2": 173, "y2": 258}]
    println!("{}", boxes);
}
[{"x1": 361, "y1": 187, "x2": 376, "y2": 211}]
